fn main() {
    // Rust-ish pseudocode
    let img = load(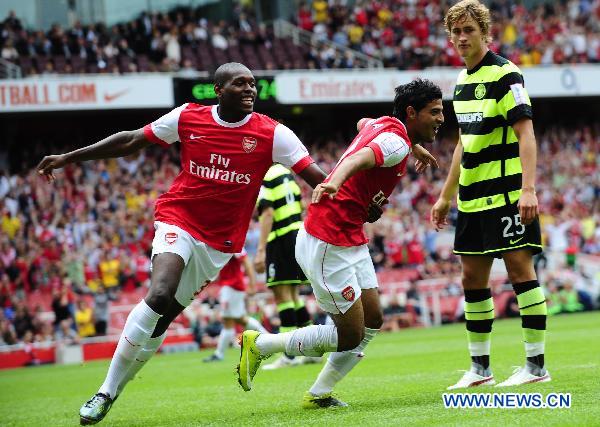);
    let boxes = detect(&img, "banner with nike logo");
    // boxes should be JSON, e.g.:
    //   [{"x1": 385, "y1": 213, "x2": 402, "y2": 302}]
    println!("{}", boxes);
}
[{"x1": 0, "y1": 75, "x2": 173, "y2": 112}]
